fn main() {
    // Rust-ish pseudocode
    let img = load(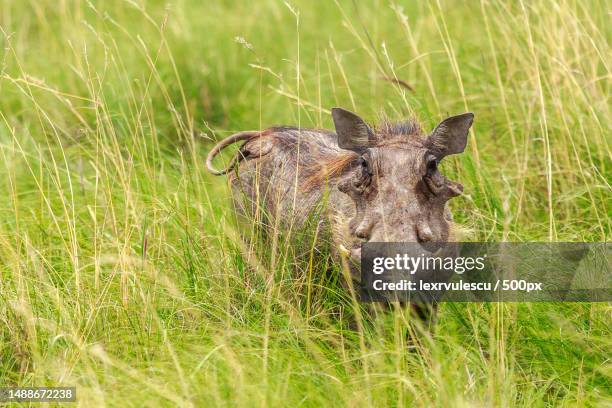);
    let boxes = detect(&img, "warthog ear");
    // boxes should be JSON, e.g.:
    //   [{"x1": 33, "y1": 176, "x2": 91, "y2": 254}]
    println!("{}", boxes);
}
[
  {"x1": 331, "y1": 108, "x2": 374, "y2": 151},
  {"x1": 426, "y1": 113, "x2": 474, "y2": 158}
]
